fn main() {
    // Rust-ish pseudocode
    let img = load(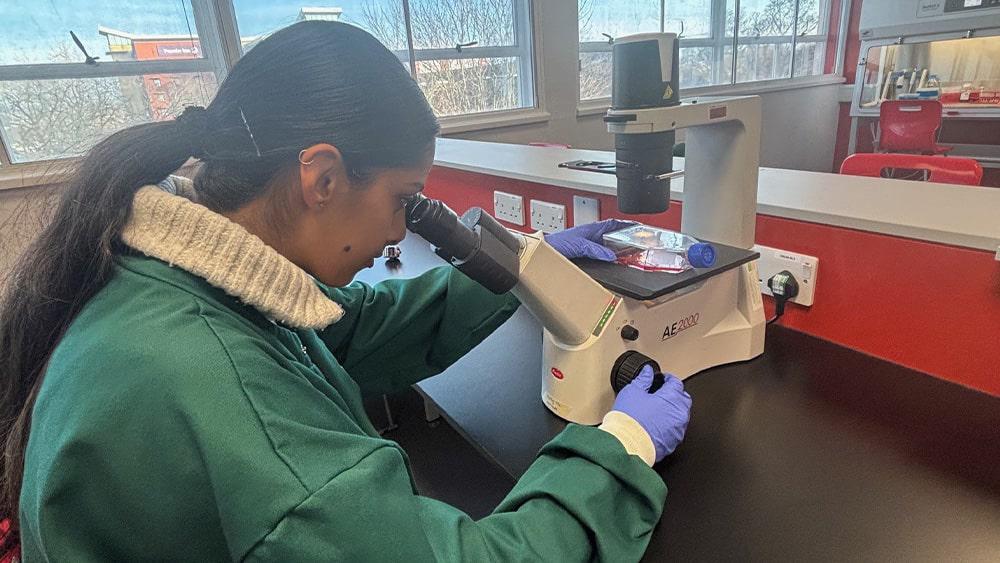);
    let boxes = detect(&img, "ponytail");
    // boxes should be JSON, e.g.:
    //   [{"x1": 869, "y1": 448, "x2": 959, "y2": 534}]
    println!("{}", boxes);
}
[
  {"x1": 0, "y1": 117, "x2": 194, "y2": 529},
  {"x1": 0, "y1": 19, "x2": 438, "y2": 531}
]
